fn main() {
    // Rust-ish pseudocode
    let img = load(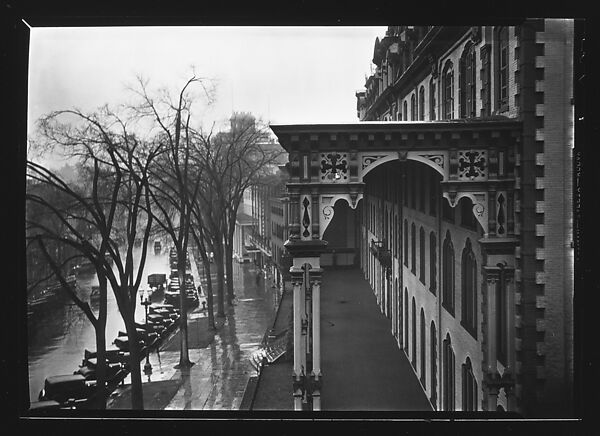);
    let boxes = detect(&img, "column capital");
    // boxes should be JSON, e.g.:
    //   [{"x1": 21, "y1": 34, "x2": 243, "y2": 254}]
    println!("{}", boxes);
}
[{"x1": 483, "y1": 267, "x2": 501, "y2": 284}]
